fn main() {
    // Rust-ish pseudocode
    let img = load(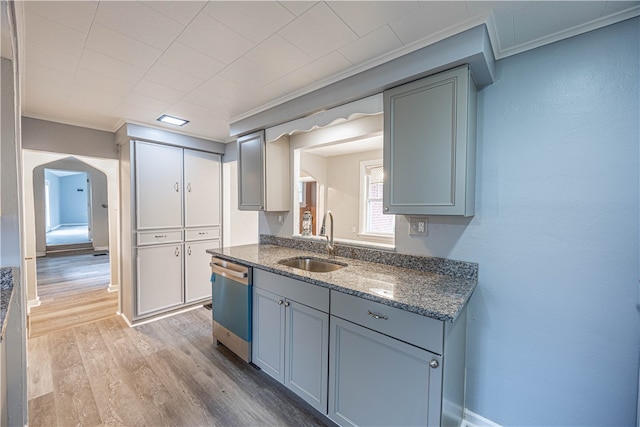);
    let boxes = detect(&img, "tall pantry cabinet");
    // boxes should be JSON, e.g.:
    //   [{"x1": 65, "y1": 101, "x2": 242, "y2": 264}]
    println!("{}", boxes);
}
[{"x1": 119, "y1": 134, "x2": 222, "y2": 324}]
